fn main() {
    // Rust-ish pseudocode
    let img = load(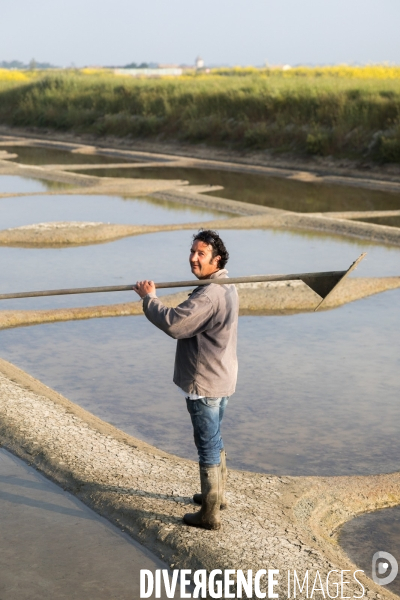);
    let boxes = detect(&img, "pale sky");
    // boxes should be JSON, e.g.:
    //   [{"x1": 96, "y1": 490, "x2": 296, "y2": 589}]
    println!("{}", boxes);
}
[{"x1": 1, "y1": 0, "x2": 399, "y2": 67}]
